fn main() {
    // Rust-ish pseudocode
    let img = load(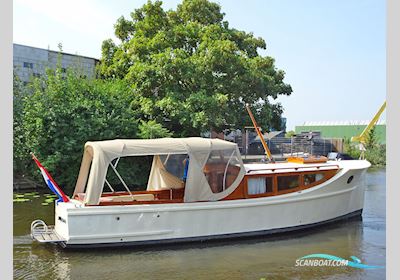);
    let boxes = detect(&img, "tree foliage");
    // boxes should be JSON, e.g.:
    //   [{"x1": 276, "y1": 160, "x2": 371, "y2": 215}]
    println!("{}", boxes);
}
[
  {"x1": 343, "y1": 137, "x2": 361, "y2": 159},
  {"x1": 365, "y1": 126, "x2": 379, "y2": 150},
  {"x1": 13, "y1": 68, "x2": 140, "y2": 189},
  {"x1": 285, "y1": 130, "x2": 296, "y2": 138},
  {"x1": 13, "y1": 74, "x2": 30, "y2": 174},
  {"x1": 138, "y1": 119, "x2": 173, "y2": 139},
  {"x1": 364, "y1": 126, "x2": 386, "y2": 166},
  {"x1": 343, "y1": 128, "x2": 386, "y2": 166},
  {"x1": 98, "y1": 0, "x2": 292, "y2": 135}
]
